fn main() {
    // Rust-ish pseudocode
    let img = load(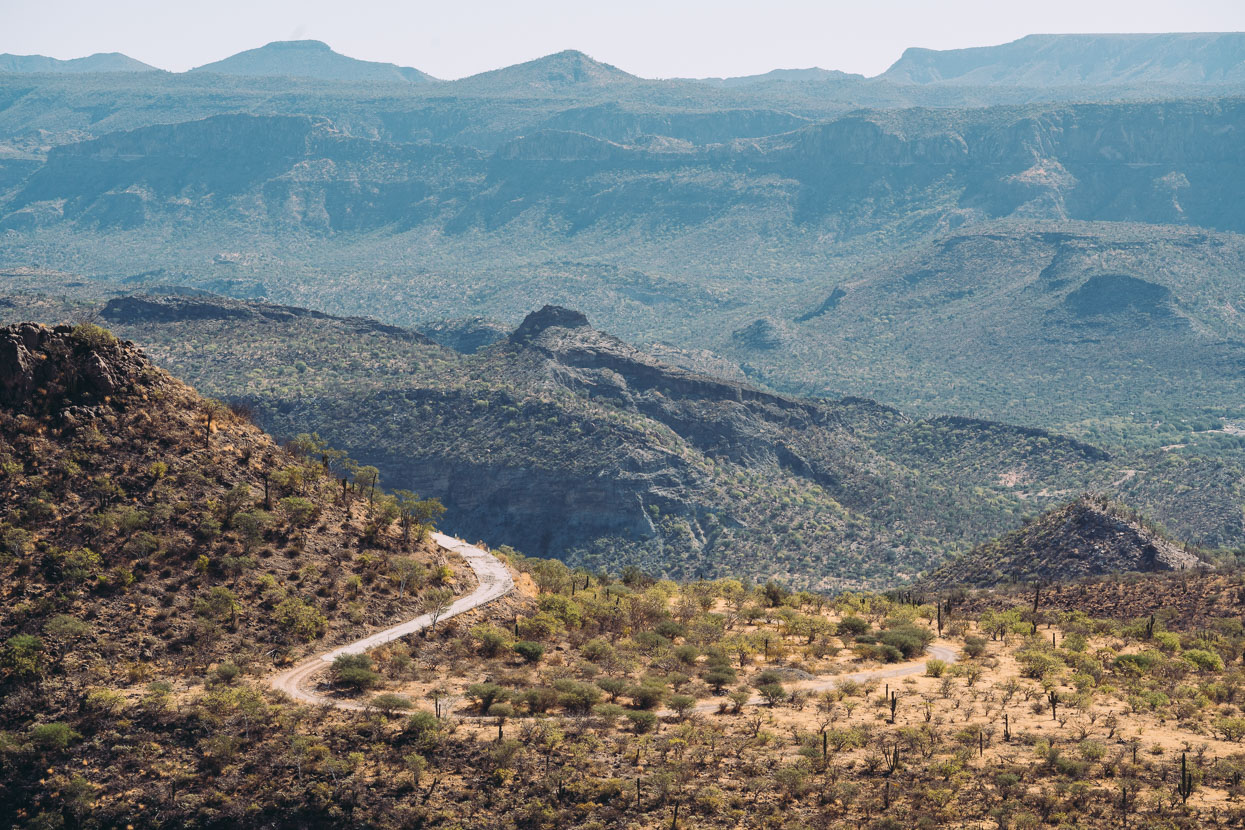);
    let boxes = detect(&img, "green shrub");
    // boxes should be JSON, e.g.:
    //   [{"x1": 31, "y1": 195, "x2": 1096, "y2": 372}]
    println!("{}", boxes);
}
[
  {"x1": 1184, "y1": 648, "x2": 1225, "y2": 672},
  {"x1": 274, "y1": 597, "x2": 327, "y2": 641},
  {"x1": 70, "y1": 323, "x2": 117, "y2": 350},
  {"x1": 1, "y1": 634, "x2": 44, "y2": 681},
  {"x1": 471, "y1": 624, "x2": 513, "y2": 658},
  {"x1": 30, "y1": 722, "x2": 79, "y2": 751},
  {"x1": 466, "y1": 682, "x2": 509, "y2": 713},
  {"x1": 880, "y1": 625, "x2": 934, "y2": 659},
  {"x1": 626, "y1": 710, "x2": 658, "y2": 733},
  {"x1": 838, "y1": 616, "x2": 870, "y2": 636},
  {"x1": 332, "y1": 654, "x2": 382, "y2": 691},
  {"x1": 514, "y1": 641, "x2": 545, "y2": 663}
]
